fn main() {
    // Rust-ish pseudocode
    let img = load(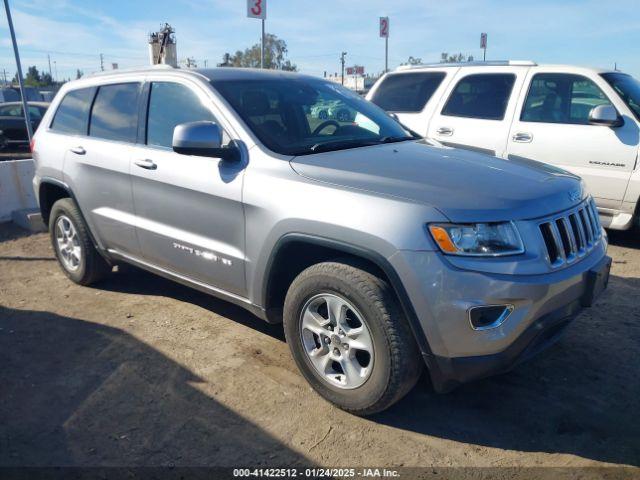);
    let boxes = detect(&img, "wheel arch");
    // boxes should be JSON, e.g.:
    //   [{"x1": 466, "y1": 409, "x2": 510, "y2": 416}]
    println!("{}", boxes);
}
[
  {"x1": 262, "y1": 233, "x2": 435, "y2": 362},
  {"x1": 38, "y1": 178, "x2": 73, "y2": 226},
  {"x1": 38, "y1": 177, "x2": 109, "y2": 260}
]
